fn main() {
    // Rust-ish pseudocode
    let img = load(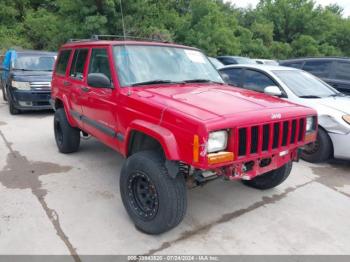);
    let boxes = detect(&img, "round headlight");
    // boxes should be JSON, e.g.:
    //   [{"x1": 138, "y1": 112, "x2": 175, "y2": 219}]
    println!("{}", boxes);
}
[
  {"x1": 207, "y1": 130, "x2": 228, "y2": 153},
  {"x1": 12, "y1": 81, "x2": 31, "y2": 90}
]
